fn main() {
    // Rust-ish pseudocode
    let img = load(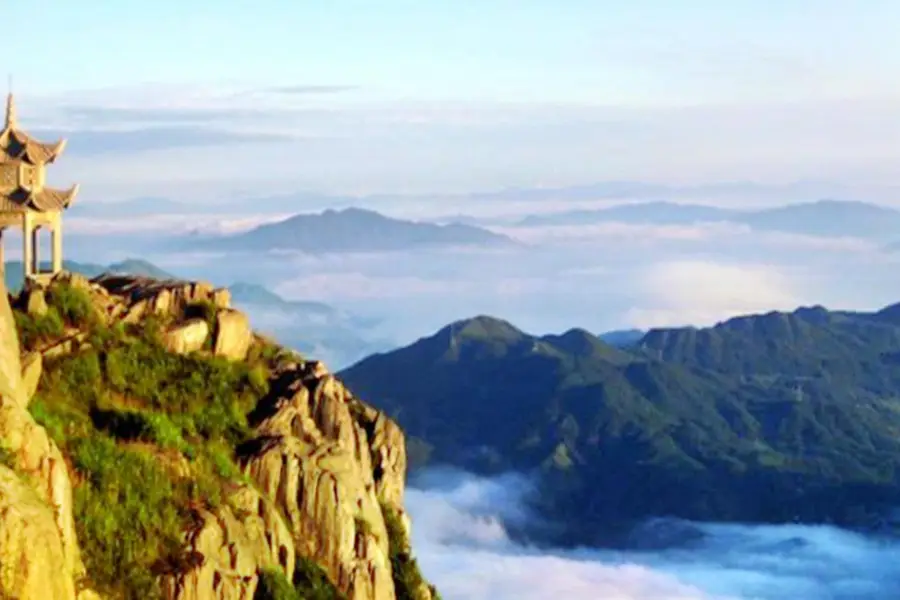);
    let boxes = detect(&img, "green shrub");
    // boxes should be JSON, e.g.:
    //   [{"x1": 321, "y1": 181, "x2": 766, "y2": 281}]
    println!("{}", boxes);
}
[
  {"x1": 0, "y1": 444, "x2": 17, "y2": 471},
  {"x1": 255, "y1": 569, "x2": 299, "y2": 600},
  {"x1": 47, "y1": 283, "x2": 99, "y2": 328},
  {"x1": 293, "y1": 557, "x2": 345, "y2": 600},
  {"x1": 14, "y1": 307, "x2": 64, "y2": 349},
  {"x1": 382, "y1": 504, "x2": 437, "y2": 600},
  {"x1": 254, "y1": 559, "x2": 345, "y2": 600}
]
